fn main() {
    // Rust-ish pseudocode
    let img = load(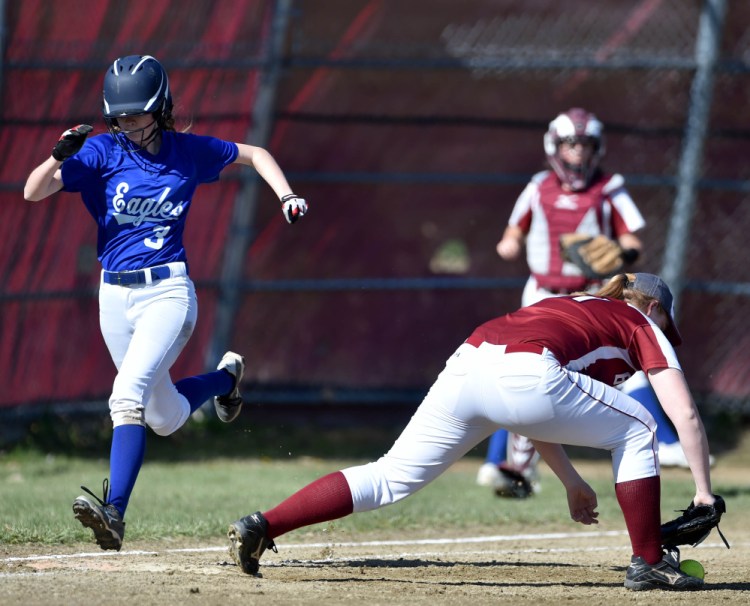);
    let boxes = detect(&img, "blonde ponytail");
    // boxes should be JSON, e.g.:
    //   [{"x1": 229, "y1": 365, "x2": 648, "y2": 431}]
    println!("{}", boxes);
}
[{"x1": 595, "y1": 273, "x2": 656, "y2": 310}]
